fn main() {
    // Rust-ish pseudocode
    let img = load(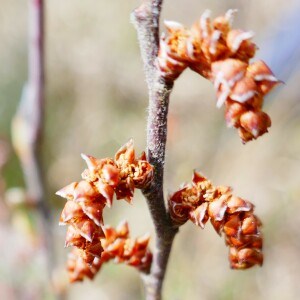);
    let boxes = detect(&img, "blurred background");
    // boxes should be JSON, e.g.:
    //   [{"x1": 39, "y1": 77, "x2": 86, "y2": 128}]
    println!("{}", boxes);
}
[{"x1": 0, "y1": 0, "x2": 300, "y2": 299}]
